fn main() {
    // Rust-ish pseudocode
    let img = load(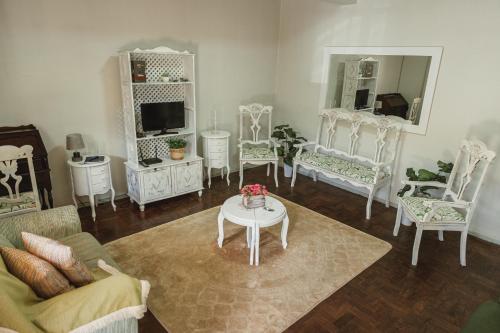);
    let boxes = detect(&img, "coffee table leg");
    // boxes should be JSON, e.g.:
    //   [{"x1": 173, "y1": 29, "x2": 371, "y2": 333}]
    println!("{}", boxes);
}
[
  {"x1": 249, "y1": 225, "x2": 255, "y2": 265},
  {"x1": 281, "y1": 214, "x2": 289, "y2": 249},
  {"x1": 255, "y1": 224, "x2": 260, "y2": 266},
  {"x1": 246, "y1": 226, "x2": 251, "y2": 248},
  {"x1": 217, "y1": 211, "x2": 224, "y2": 248}
]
